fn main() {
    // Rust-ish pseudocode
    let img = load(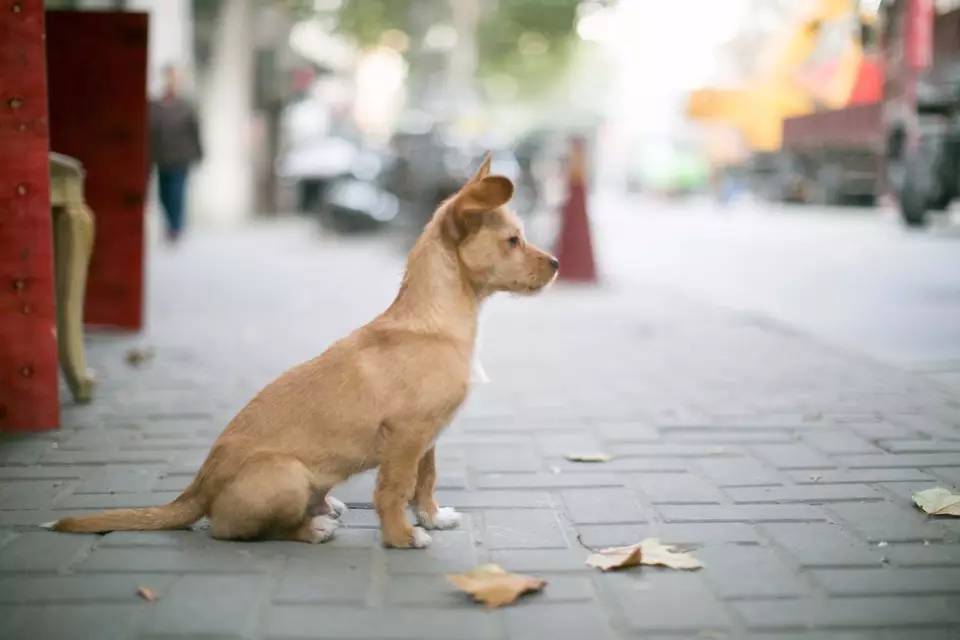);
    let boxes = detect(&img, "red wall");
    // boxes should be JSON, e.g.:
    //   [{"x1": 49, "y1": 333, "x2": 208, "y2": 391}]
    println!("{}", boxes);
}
[{"x1": 0, "y1": 1, "x2": 59, "y2": 431}]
